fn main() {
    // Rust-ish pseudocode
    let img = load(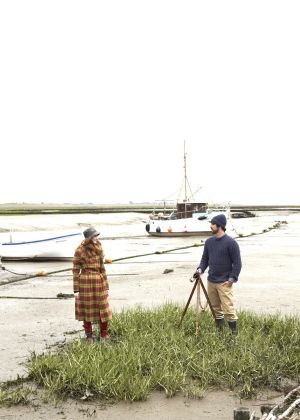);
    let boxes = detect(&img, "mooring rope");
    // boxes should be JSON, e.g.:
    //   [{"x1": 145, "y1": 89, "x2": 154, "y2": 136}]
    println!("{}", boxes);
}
[
  {"x1": 0, "y1": 220, "x2": 287, "y2": 287},
  {"x1": 0, "y1": 295, "x2": 73, "y2": 300},
  {"x1": 0, "y1": 266, "x2": 28, "y2": 276},
  {"x1": 0, "y1": 243, "x2": 204, "y2": 286}
]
